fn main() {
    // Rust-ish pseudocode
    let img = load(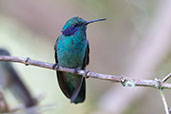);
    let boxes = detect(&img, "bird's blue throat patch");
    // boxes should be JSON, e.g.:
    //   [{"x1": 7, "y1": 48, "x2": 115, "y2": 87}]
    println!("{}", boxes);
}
[{"x1": 62, "y1": 26, "x2": 78, "y2": 36}]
